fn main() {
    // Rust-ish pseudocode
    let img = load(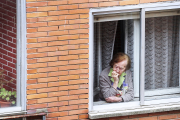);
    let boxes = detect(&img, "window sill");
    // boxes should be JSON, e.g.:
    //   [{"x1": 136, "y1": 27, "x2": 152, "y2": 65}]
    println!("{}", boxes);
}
[{"x1": 89, "y1": 102, "x2": 180, "y2": 119}]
